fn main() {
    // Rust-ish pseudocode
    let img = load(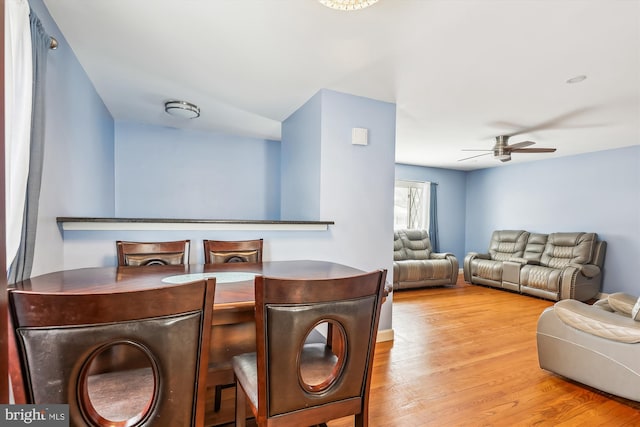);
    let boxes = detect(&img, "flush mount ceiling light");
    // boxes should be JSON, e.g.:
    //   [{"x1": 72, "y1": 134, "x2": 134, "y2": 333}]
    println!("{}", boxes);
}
[
  {"x1": 319, "y1": 0, "x2": 379, "y2": 11},
  {"x1": 164, "y1": 100, "x2": 200, "y2": 119}
]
